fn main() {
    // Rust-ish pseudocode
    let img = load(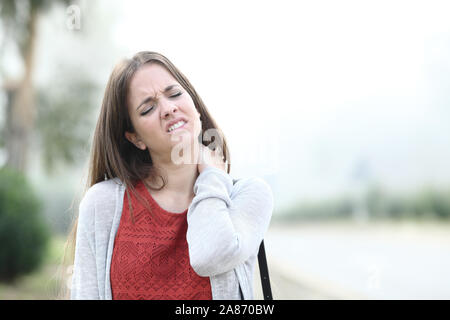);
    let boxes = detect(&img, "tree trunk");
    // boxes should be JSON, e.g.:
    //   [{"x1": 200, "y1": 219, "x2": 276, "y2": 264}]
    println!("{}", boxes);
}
[{"x1": 5, "y1": 7, "x2": 38, "y2": 172}]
